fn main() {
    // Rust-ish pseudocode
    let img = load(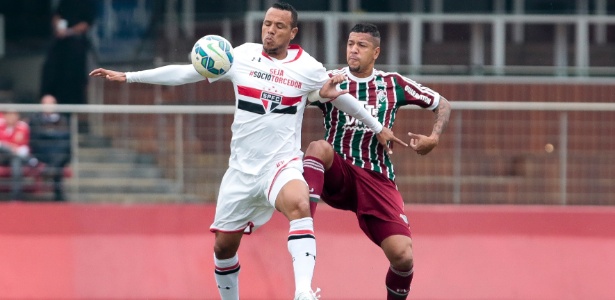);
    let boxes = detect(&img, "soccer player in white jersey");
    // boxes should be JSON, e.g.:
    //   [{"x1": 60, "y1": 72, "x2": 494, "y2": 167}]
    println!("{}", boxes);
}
[
  {"x1": 304, "y1": 23, "x2": 452, "y2": 299},
  {"x1": 90, "y1": 4, "x2": 406, "y2": 300}
]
